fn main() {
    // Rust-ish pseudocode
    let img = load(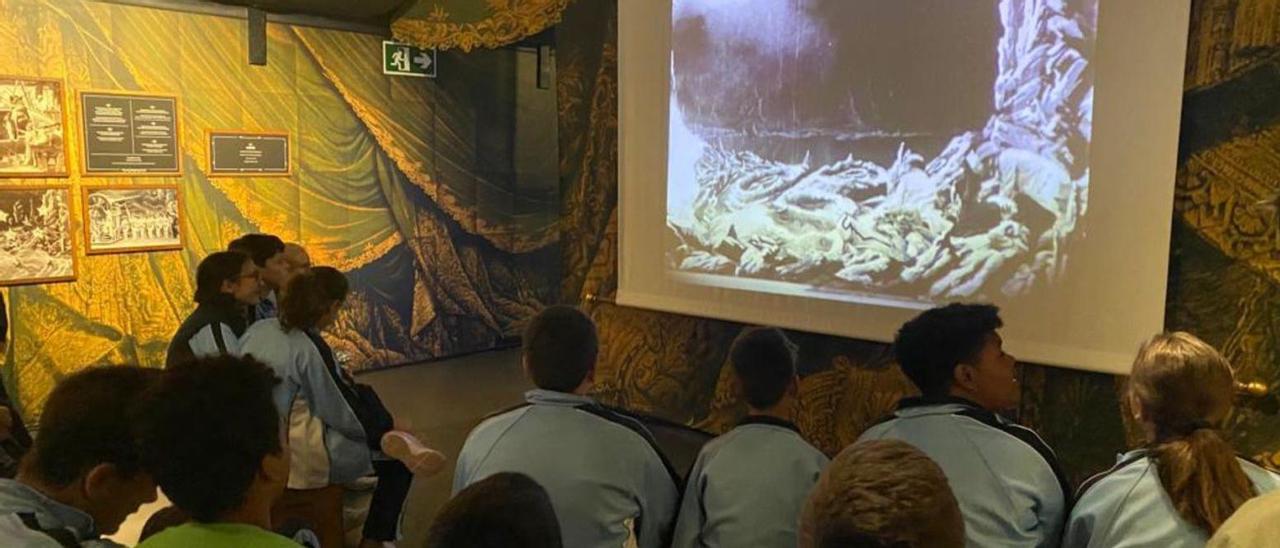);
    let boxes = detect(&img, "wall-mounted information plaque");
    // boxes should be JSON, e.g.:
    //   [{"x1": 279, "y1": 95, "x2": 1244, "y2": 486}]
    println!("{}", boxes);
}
[
  {"x1": 207, "y1": 131, "x2": 290, "y2": 176},
  {"x1": 80, "y1": 91, "x2": 181, "y2": 176}
]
